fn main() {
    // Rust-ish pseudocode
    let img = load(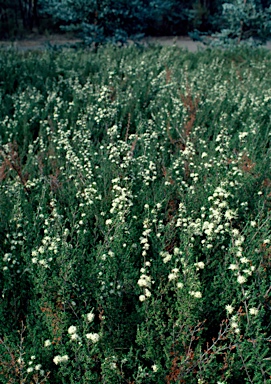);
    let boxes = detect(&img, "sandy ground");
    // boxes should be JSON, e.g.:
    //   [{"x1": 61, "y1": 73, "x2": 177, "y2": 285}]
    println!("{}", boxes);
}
[{"x1": 0, "y1": 34, "x2": 271, "y2": 52}]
